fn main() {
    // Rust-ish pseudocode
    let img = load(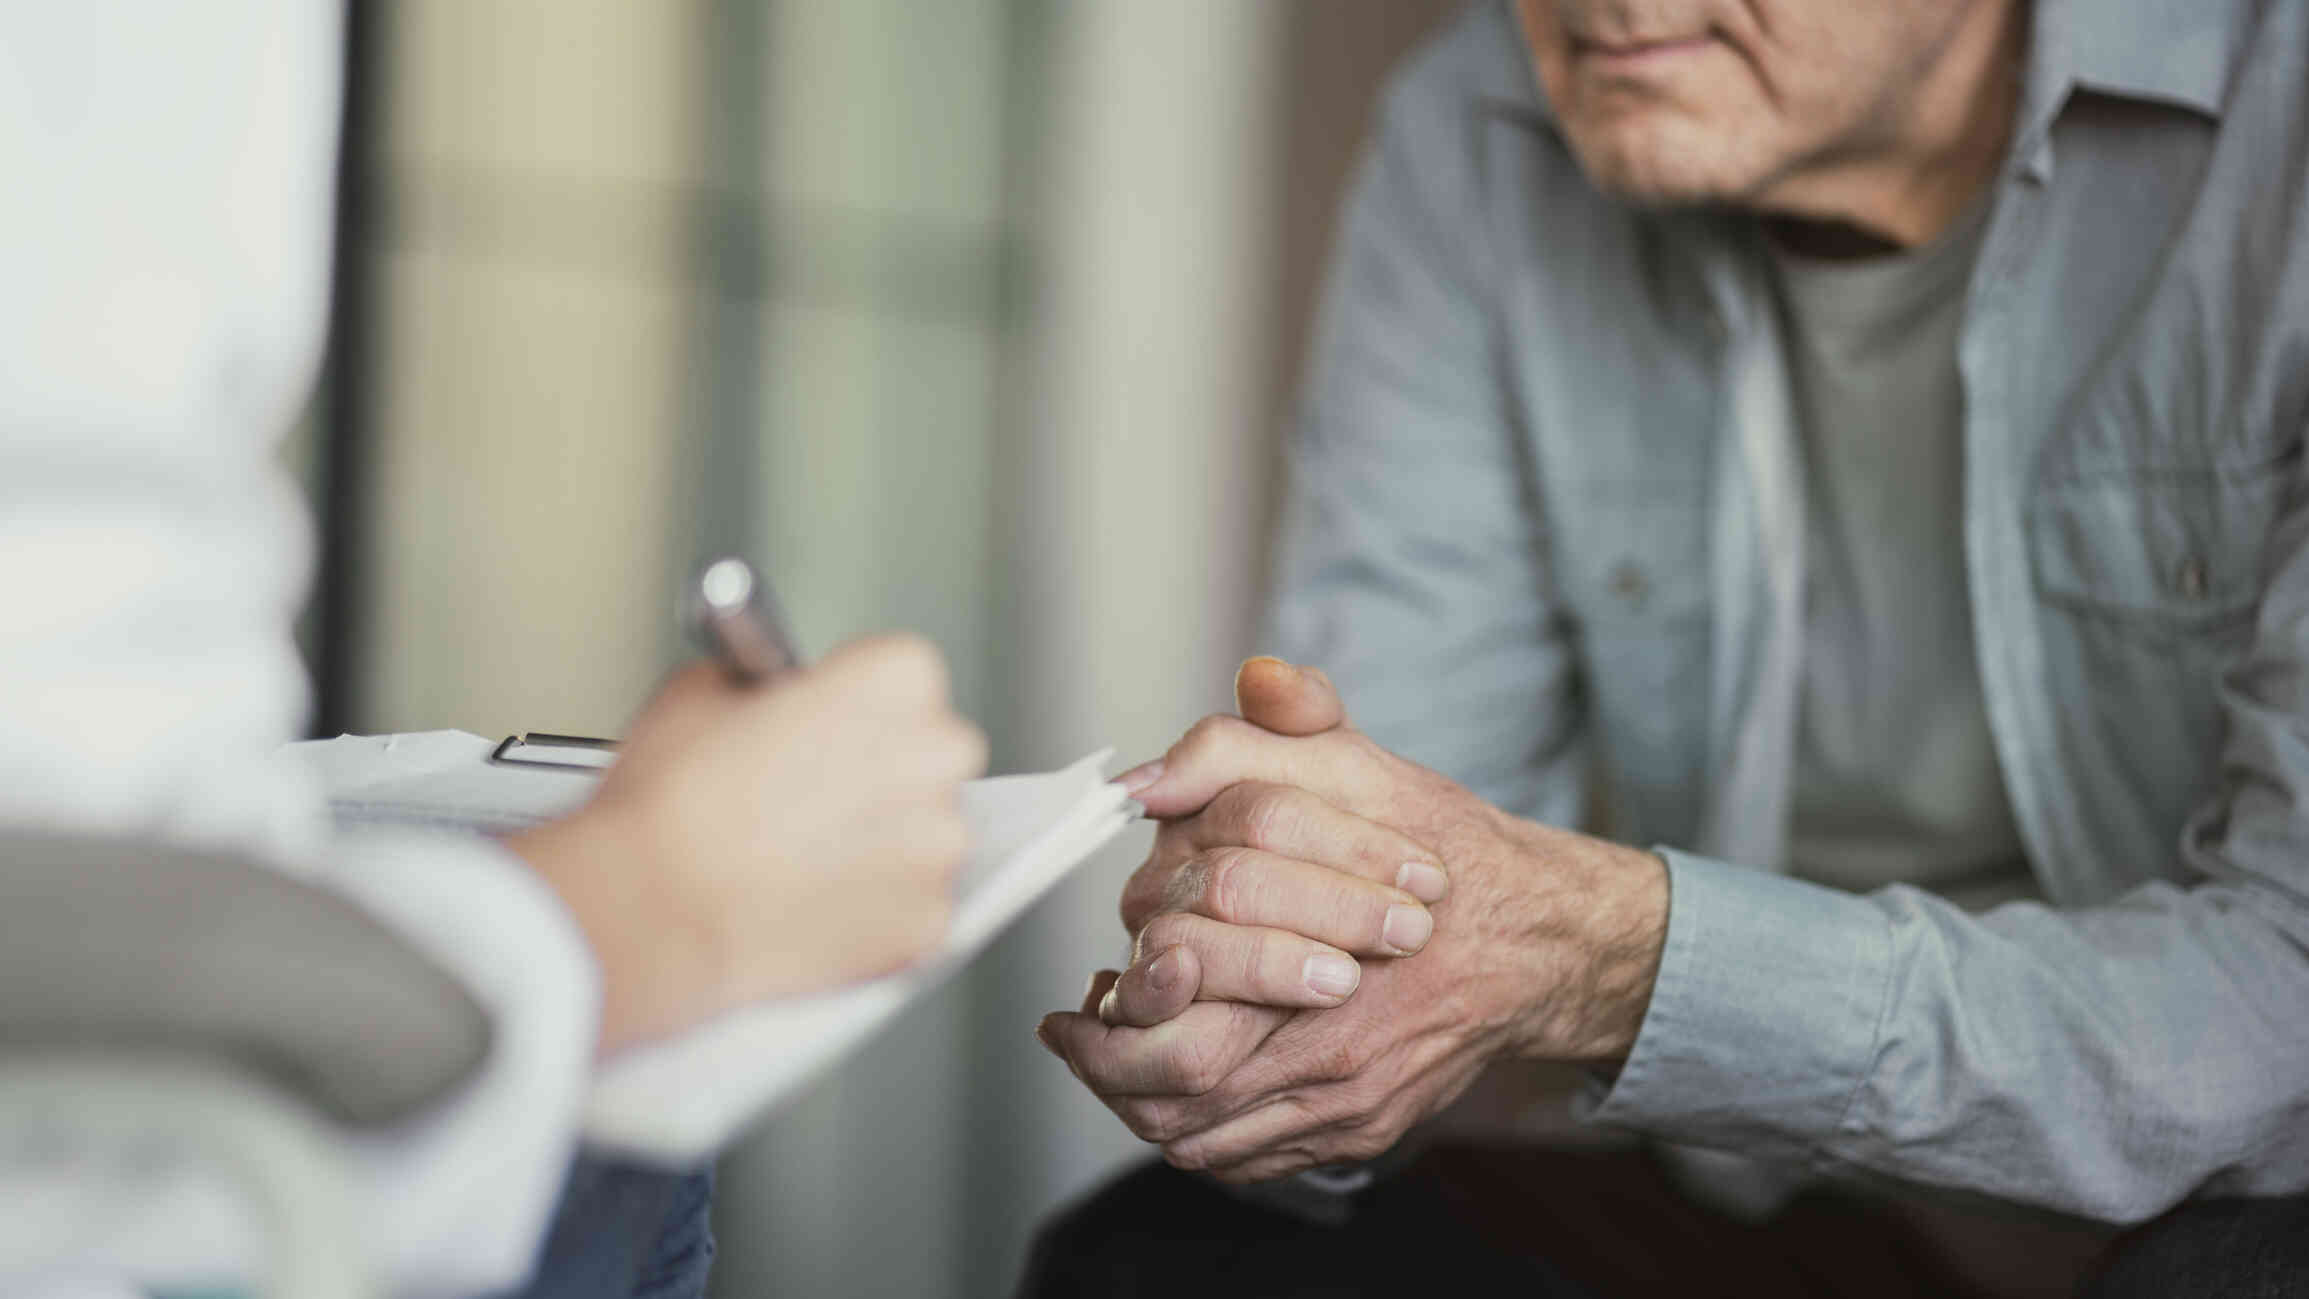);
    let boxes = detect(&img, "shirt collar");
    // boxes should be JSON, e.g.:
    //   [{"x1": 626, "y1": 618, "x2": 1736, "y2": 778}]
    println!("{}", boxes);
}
[
  {"x1": 2036, "y1": 0, "x2": 2249, "y2": 122},
  {"x1": 1472, "y1": 0, "x2": 1552, "y2": 132},
  {"x1": 2013, "y1": 0, "x2": 2252, "y2": 180}
]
